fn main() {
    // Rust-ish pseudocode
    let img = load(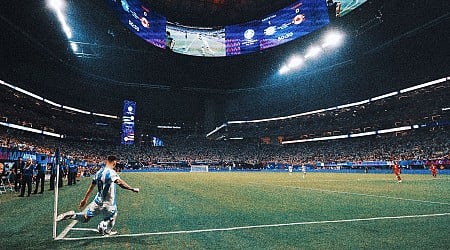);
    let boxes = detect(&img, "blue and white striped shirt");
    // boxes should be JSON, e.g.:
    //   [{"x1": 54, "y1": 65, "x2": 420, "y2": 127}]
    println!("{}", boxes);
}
[{"x1": 92, "y1": 167, "x2": 120, "y2": 206}]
